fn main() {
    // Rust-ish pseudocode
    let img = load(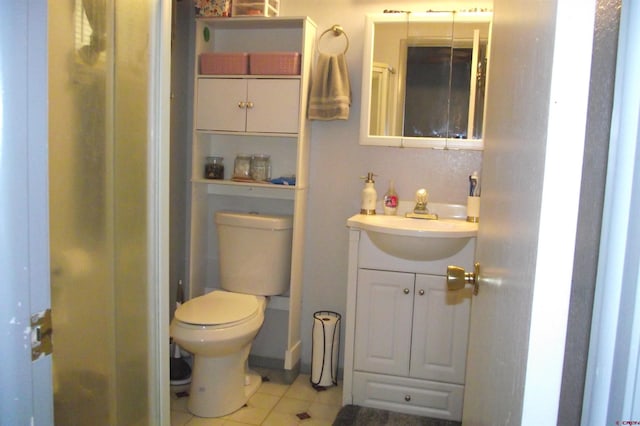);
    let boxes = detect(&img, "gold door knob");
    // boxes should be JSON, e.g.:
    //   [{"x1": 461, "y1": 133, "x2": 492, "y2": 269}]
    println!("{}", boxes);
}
[{"x1": 447, "y1": 262, "x2": 480, "y2": 295}]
